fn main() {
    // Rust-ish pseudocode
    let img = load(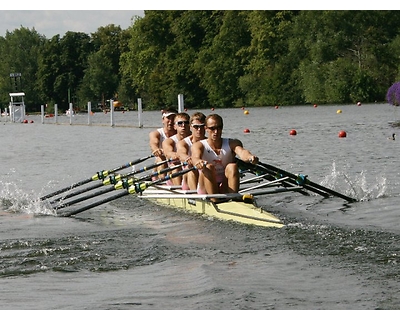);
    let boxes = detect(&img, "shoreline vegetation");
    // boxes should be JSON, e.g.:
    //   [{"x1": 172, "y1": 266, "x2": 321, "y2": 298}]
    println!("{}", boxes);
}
[{"x1": 2, "y1": 11, "x2": 400, "y2": 113}]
